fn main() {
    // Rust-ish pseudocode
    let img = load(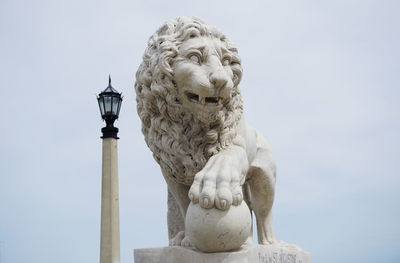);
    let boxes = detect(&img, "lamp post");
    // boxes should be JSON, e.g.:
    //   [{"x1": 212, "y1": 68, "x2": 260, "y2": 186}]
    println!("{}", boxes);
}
[{"x1": 97, "y1": 76, "x2": 122, "y2": 263}]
